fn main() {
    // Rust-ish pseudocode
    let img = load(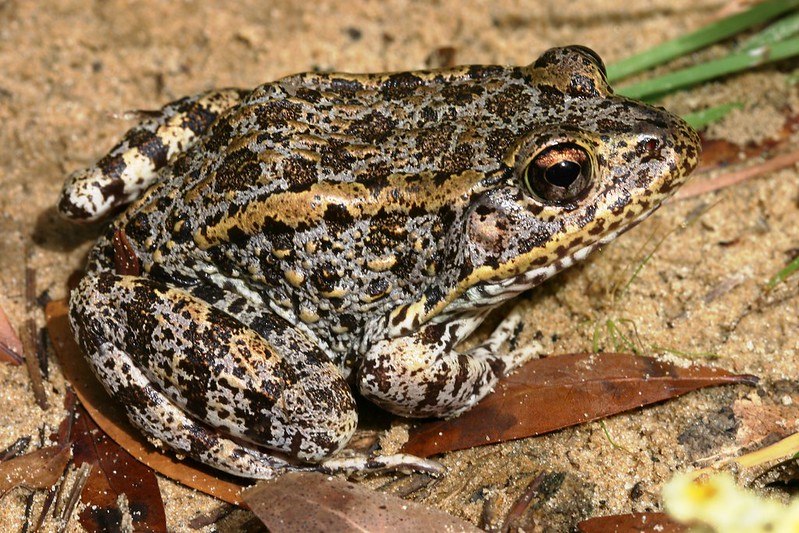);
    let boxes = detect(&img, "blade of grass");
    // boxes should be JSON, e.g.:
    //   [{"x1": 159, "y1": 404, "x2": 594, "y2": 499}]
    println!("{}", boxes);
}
[
  {"x1": 766, "y1": 255, "x2": 799, "y2": 289},
  {"x1": 740, "y1": 10, "x2": 799, "y2": 52},
  {"x1": 606, "y1": 0, "x2": 799, "y2": 82},
  {"x1": 594, "y1": 318, "x2": 644, "y2": 354},
  {"x1": 599, "y1": 421, "x2": 632, "y2": 453},
  {"x1": 612, "y1": 202, "x2": 715, "y2": 303},
  {"x1": 654, "y1": 346, "x2": 720, "y2": 360},
  {"x1": 682, "y1": 102, "x2": 743, "y2": 129},
  {"x1": 617, "y1": 37, "x2": 799, "y2": 101},
  {"x1": 611, "y1": 319, "x2": 642, "y2": 354}
]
